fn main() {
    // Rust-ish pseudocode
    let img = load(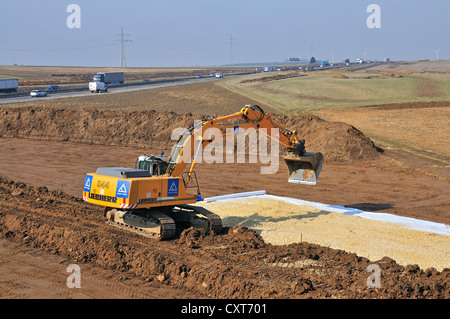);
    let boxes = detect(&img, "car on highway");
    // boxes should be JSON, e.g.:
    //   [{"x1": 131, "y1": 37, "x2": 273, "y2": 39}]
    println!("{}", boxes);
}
[
  {"x1": 46, "y1": 85, "x2": 60, "y2": 92},
  {"x1": 215, "y1": 73, "x2": 223, "y2": 78},
  {"x1": 30, "y1": 90, "x2": 47, "y2": 97},
  {"x1": 195, "y1": 74, "x2": 203, "y2": 78}
]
